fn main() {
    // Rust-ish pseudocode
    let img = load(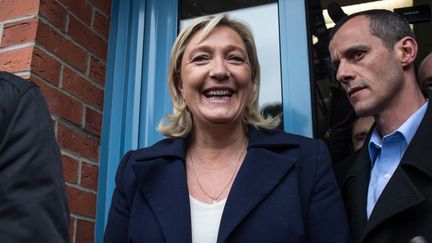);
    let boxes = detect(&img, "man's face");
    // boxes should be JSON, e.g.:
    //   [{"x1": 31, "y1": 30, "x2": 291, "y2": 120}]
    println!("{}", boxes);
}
[
  {"x1": 329, "y1": 16, "x2": 405, "y2": 117},
  {"x1": 352, "y1": 116, "x2": 374, "y2": 151},
  {"x1": 419, "y1": 54, "x2": 432, "y2": 93}
]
